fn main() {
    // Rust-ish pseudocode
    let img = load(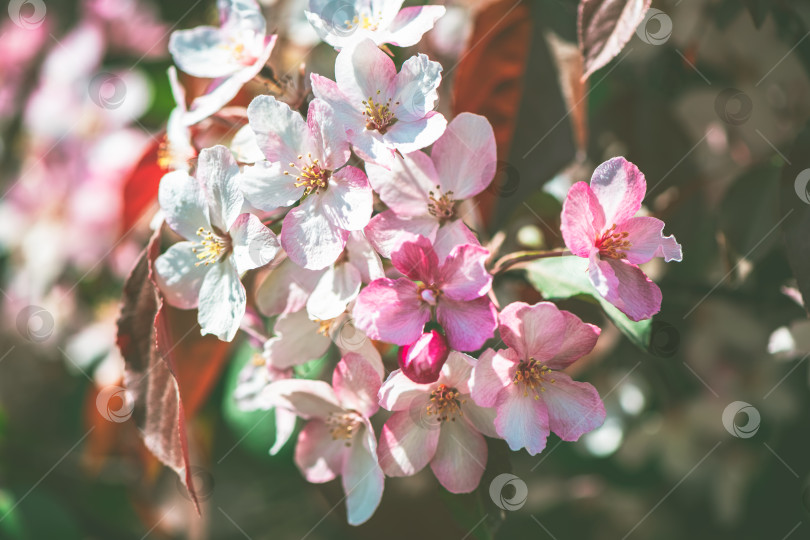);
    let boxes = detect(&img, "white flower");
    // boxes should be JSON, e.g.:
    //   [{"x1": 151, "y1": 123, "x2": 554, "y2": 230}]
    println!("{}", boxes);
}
[
  {"x1": 154, "y1": 145, "x2": 280, "y2": 341},
  {"x1": 305, "y1": 0, "x2": 445, "y2": 50},
  {"x1": 169, "y1": 0, "x2": 276, "y2": 125}
]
